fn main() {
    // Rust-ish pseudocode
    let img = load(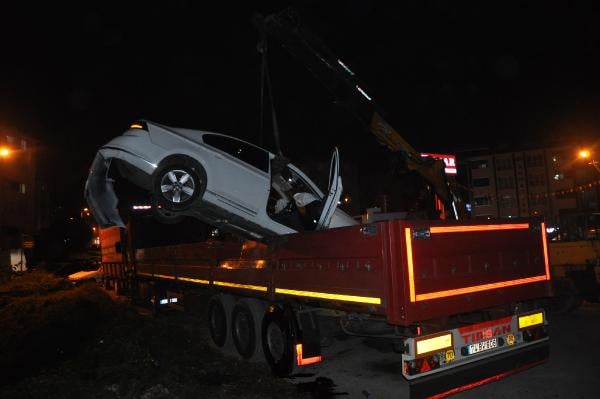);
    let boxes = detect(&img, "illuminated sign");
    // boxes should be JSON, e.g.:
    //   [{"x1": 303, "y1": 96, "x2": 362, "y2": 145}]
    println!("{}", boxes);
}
[{"x1": 420, "y1": 153, "x2": 457, "y2": 175}]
